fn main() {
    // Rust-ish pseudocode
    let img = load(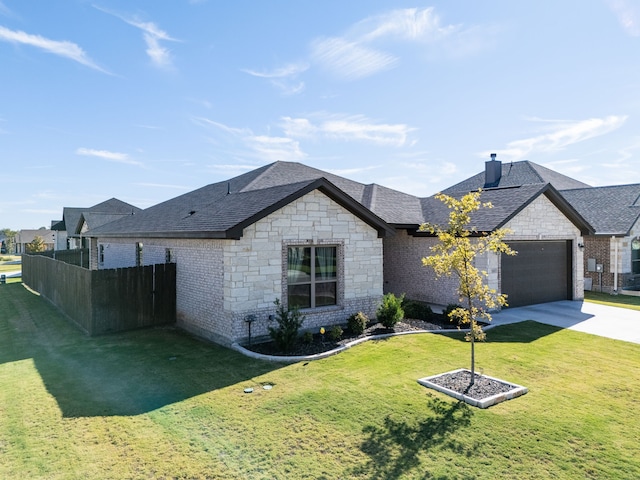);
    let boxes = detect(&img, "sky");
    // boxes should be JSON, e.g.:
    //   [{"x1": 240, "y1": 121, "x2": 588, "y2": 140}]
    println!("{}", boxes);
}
[{"x1": 1, "y1": 0, "x2": 640, "y2": 230}]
